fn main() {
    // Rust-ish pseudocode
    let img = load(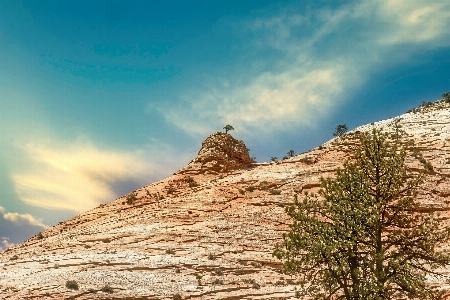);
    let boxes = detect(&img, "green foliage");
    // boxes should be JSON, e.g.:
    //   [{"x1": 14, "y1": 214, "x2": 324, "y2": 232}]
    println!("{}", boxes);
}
[
  {"x1": 333, "y1": 124, "x2": 348, "y2": 137},
  {"x1": 287, "y1": 149, "x2": 295, "y2": 157},
  {"x1": 271, "y1": 156, "x2": 278, "y2": 162},
  {"x1": 223, "y1": 124, "x2": 234, "y2": 134},
  {"x1": 101, "y1": 285, "x2": 113, "y2": 293},
  {"x1": 65, "y1": 280, "x2": 79, "y2": 290},
  {"x1": 126, "y1": 192, "x2": 137, "y2": 205},
  {"x1": 269, "y1": 189, "x2": 281, "y2": 195},
  {"x1": 420, "y1": 101, "x2": 433, "y2": 108},
  {"x1": 166, "y1": 248, "x2": 176, "y2": 255},
  {"x1": 443, "y1": 92, "x2": 450, "y2": 103},
  {"x1": 274, "y1": 129, "x2": 450, "y2": 300},
  {"x1": 245, "y1": 185, "x2": 255, "y2": 192},
  {"x1": 187, "y1": 176, "x2": 199, "y2": 188},
  {"x1": 173, "y1": 293, "x2": 182, "y2": 300}
]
